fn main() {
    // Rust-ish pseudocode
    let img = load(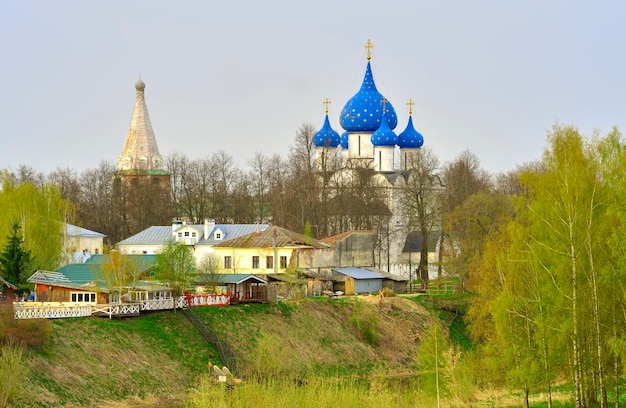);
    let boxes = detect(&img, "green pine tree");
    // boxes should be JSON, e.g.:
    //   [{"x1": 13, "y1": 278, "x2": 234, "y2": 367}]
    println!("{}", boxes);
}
[{"x1": 0, "y1": 222, "x2": 32, "y2": 287}]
